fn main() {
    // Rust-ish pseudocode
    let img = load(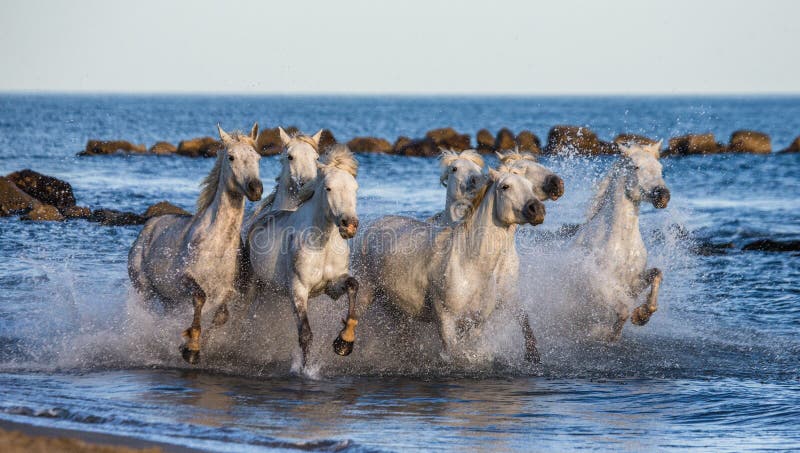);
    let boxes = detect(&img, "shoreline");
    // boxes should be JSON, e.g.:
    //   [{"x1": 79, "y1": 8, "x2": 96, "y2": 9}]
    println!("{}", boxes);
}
[{"x1": 0, "y1": 418, "x2": 203, "y2": 453}]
